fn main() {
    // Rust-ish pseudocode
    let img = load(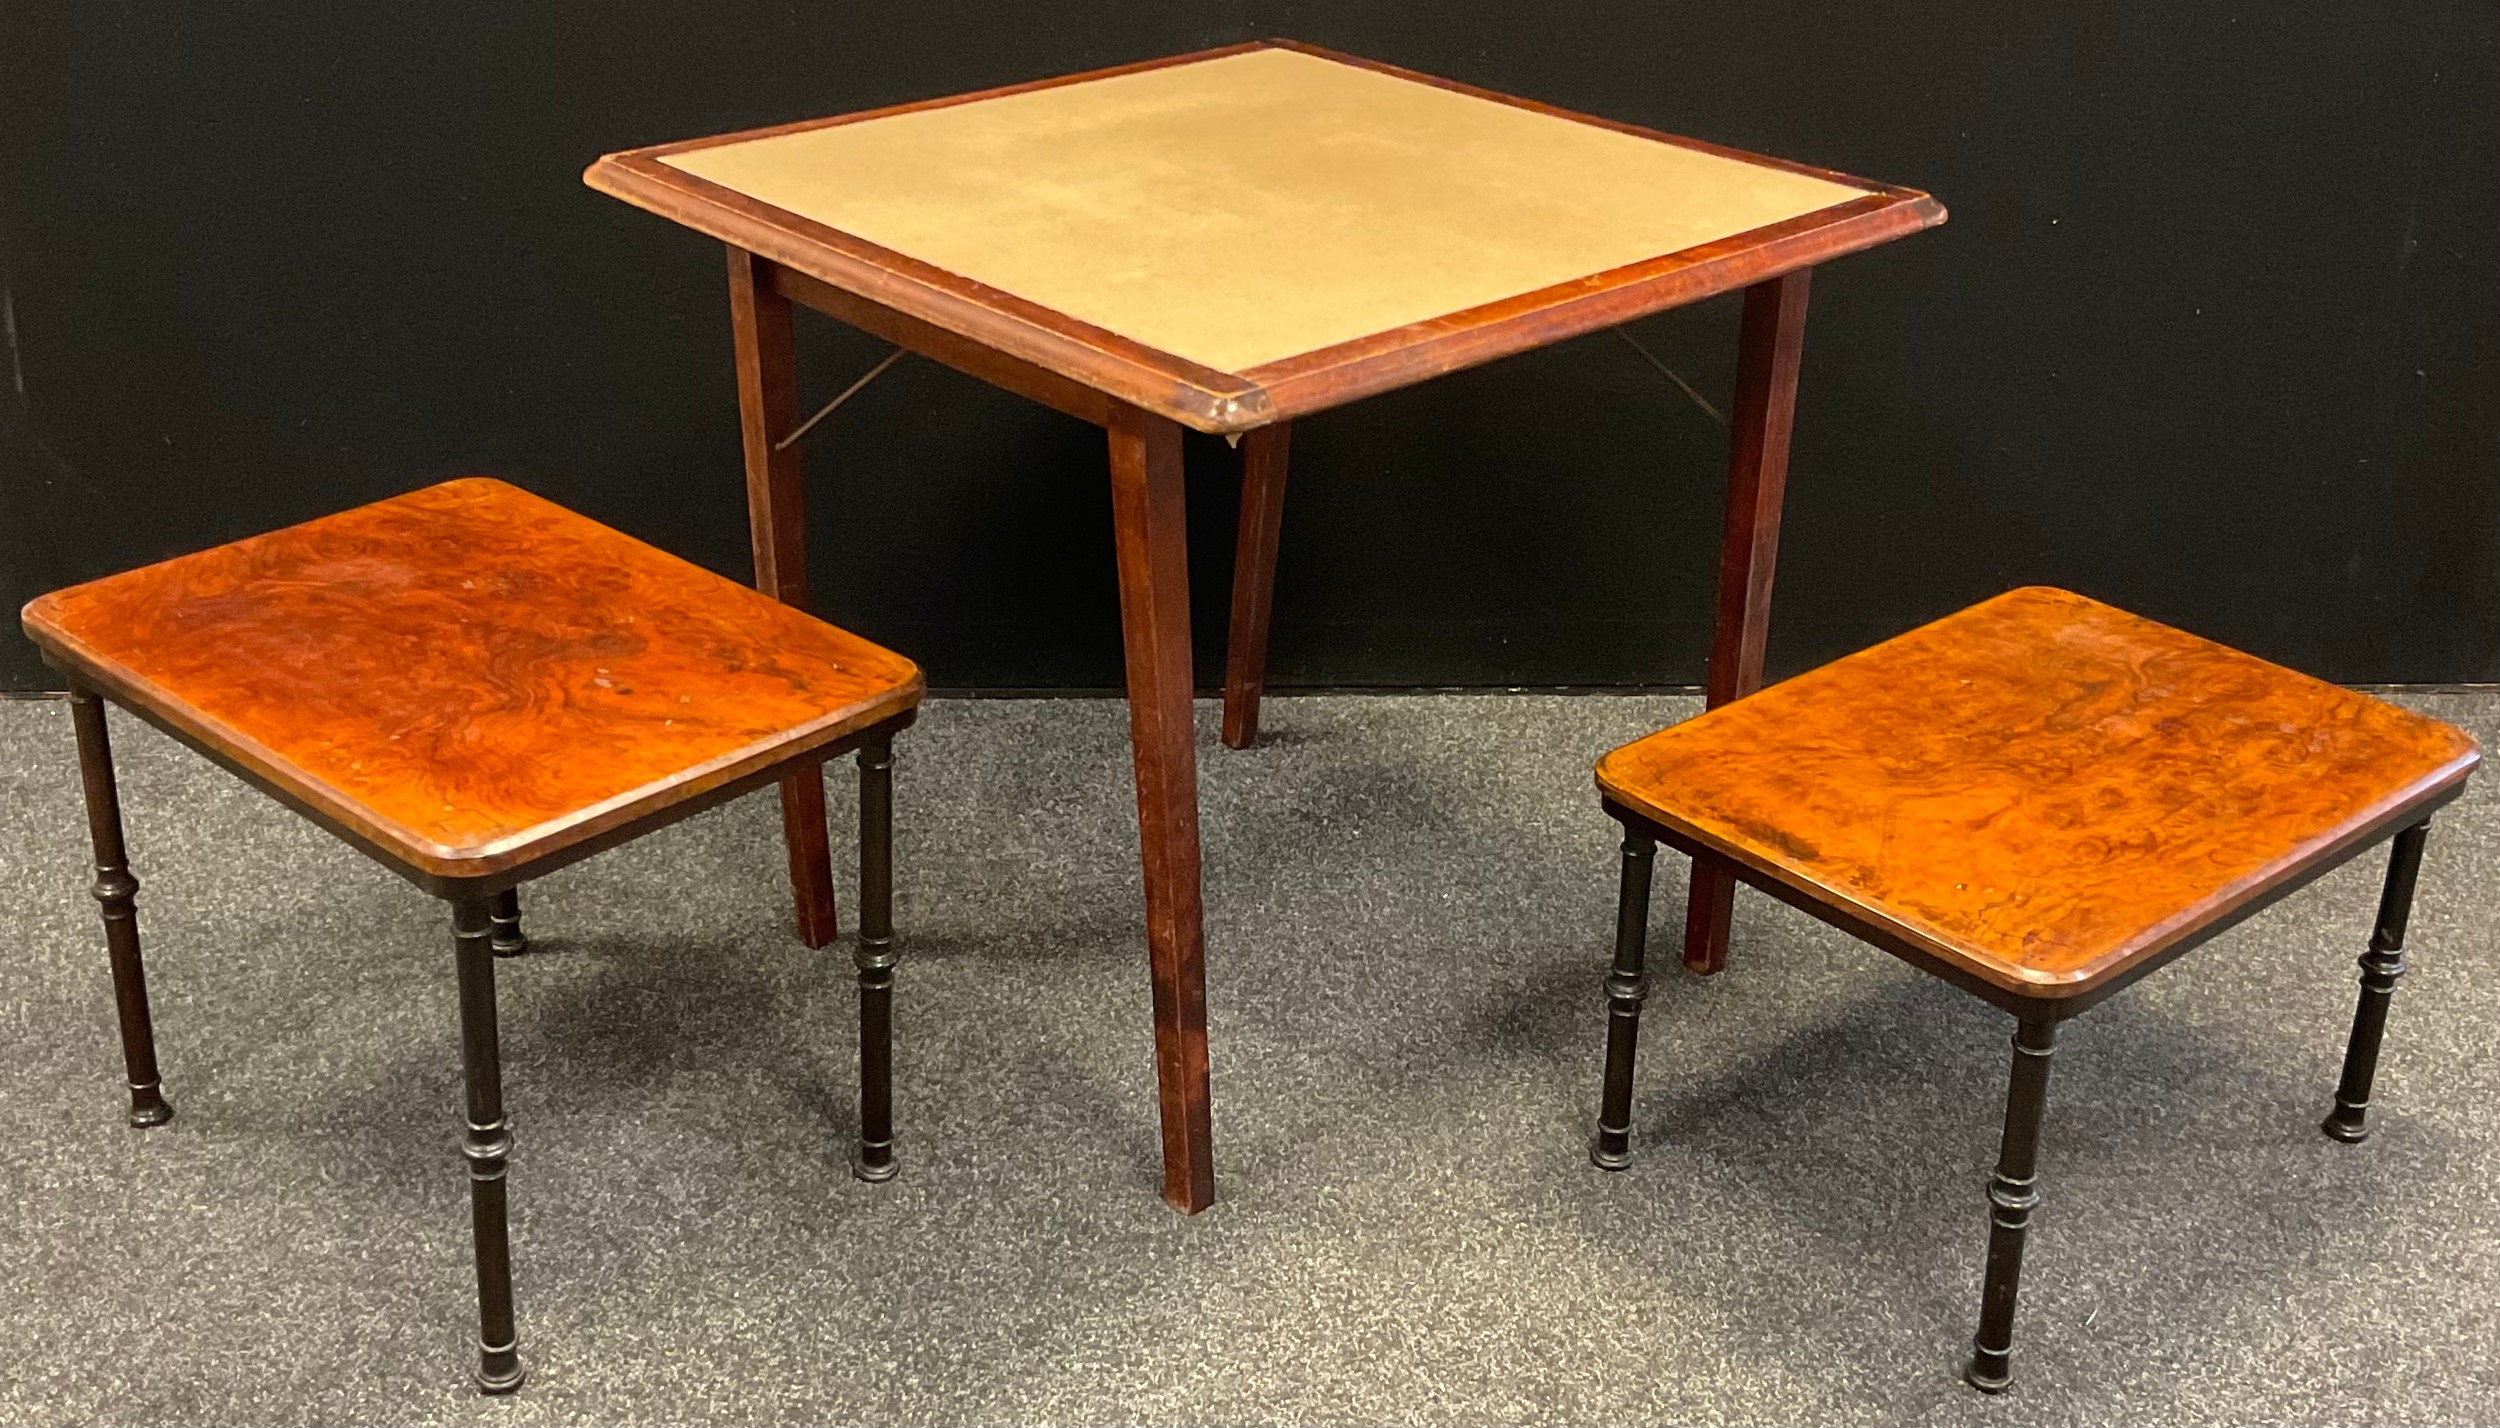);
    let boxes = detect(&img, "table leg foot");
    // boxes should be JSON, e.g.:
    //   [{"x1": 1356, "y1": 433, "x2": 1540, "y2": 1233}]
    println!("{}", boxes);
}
[{"x1": 475, "y1": 1345, "x2": 527, "y2": 1396}]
